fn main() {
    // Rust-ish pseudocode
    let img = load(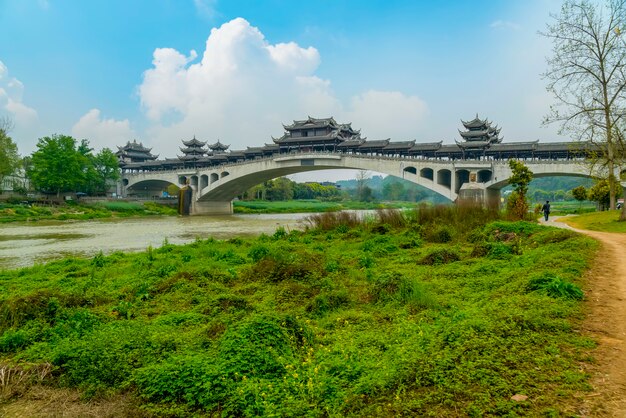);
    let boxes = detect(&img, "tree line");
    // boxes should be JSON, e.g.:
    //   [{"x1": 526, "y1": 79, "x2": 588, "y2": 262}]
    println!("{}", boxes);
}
[{"x1": 0, "y1": 126, "x2": 120, "y2": 198}]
